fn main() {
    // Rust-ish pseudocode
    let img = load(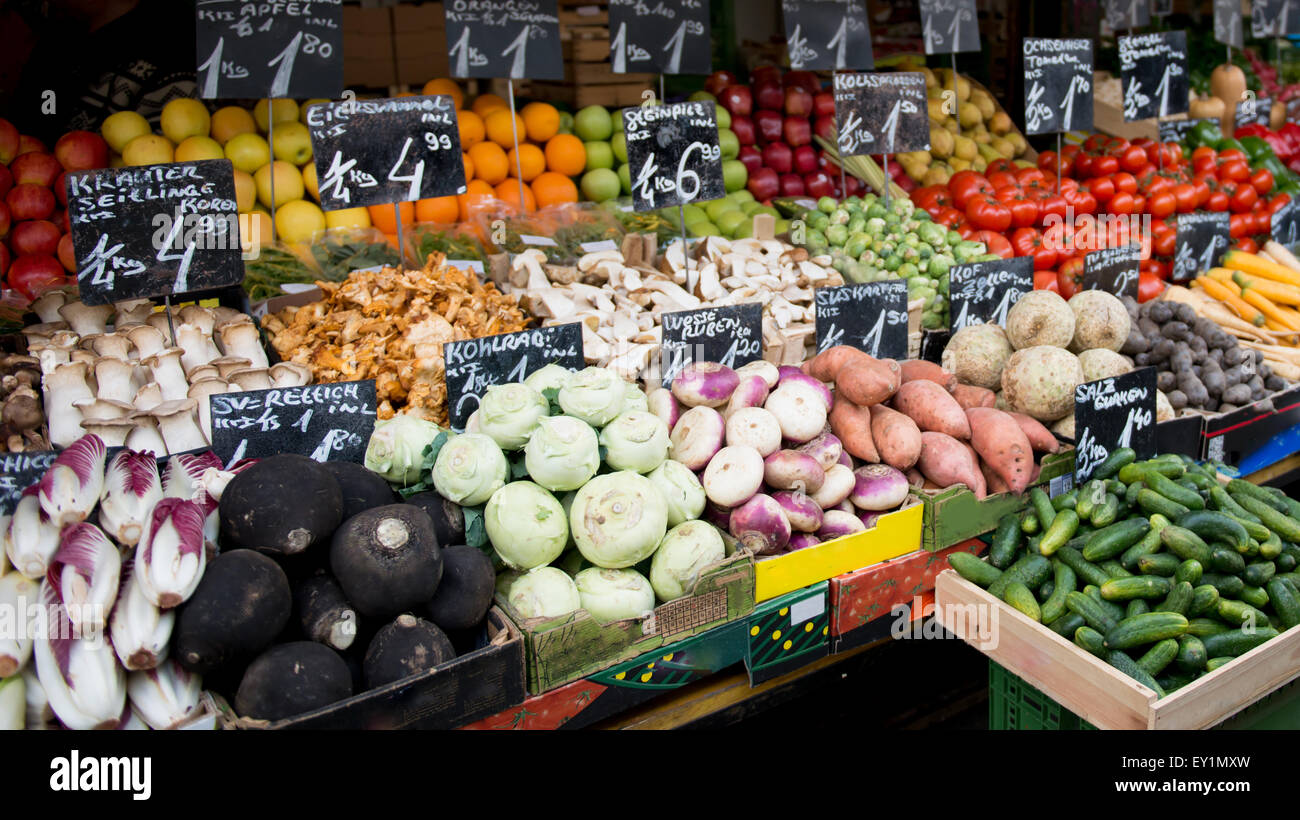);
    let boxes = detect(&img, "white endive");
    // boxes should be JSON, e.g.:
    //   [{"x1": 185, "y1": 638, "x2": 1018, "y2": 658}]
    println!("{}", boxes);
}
[
  {"x1": 22, "y1": 666, "x2": 53, "y2": 729},
  {"x1": 118, "y1": 705, "x2": 150, "y2": 730},
  {"x1": 48, "y1": 523, "x2": 121, "y2": 634},
  {"x1": 109, "y1": 560, "x2": 173, "y2": 671},
  {"x1": 134, "y1": 498, "x2": 207, "y2": 609},
  {"x1": 98, "y1": 449, "x2": 163, "y2": 547},
  {"x1": 127, "y1": 658, "x2": 201, "y2": 729},
  {"x1": 0, "y1": 675, "x2": 24, "y2": 730},
  {"x1": 161, "y1": 451, "x2": 223, "y2": 500},
  {"x1": 37, "y1": 434, "x2": 108, "y2": 527},
  {"x1": 0, "y1": 572, "x2": 39, "y2": 677},
  {"x1": 34, "y1": 583, "x2": 126, "y2": 730},
  {"x1": 5, "y1": 491, "x2": 61, "y2": 579}
]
